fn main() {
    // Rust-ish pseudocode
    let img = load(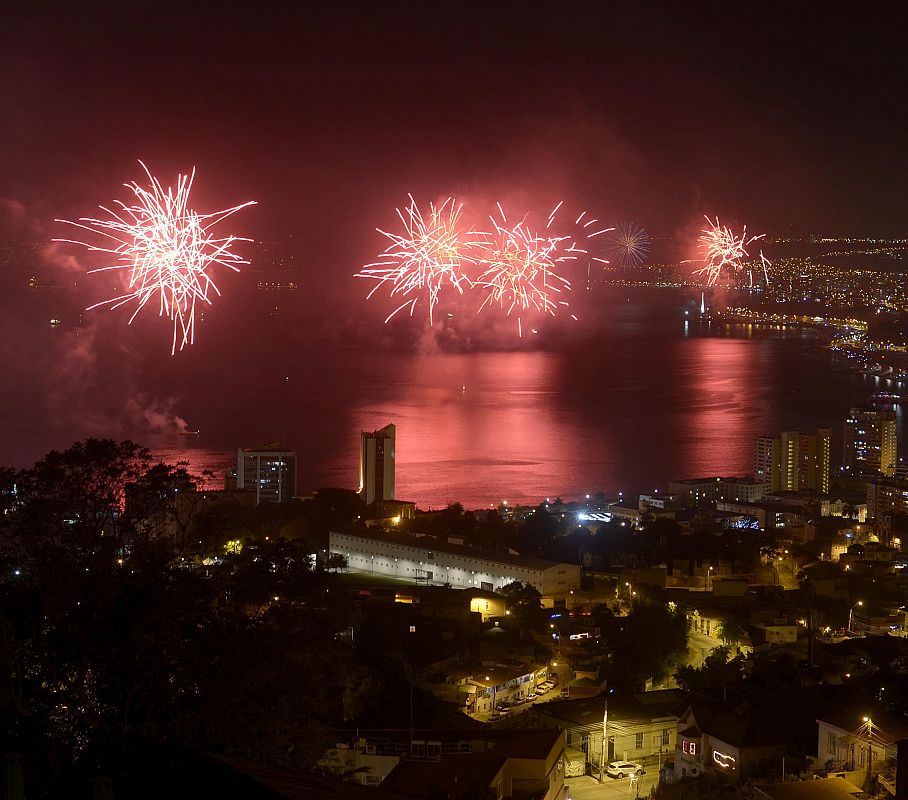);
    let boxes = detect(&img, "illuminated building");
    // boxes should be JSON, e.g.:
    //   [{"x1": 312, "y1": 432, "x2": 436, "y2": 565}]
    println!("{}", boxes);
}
[
  {"x1": 844, "y1": 408, "x2": 897, "y2": 476},
  {"x1": 329, "y1": 529, "x2": 580, "y2": 596},
  {"x1": 360, "y1": 424, "x2": 395, "y2": 504},
  {"x1": 669, "y1": 477, "x2": 766, "y2": 503},
  {"x1": 799, "y1": 429, "x2": 831, "y2": 493},
  {"x1": 754, "y1": 429, "x2": 830, "y2": 492},
  {"x1": 235, "y1": 444, "x2": 296, "y2": 504}
]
